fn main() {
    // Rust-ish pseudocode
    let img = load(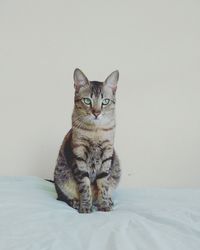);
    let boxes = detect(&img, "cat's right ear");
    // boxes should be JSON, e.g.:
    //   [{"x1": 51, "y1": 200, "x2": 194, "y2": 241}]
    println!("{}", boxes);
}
[{"x1": 73, "y1": 68, "x2": 89, "y2": 92}]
